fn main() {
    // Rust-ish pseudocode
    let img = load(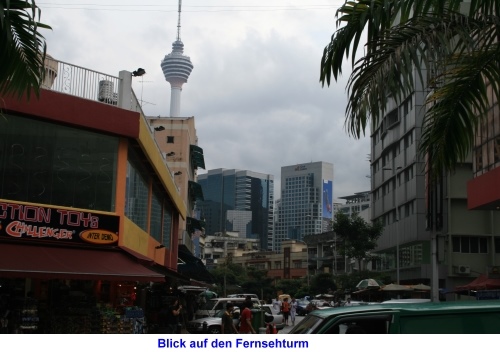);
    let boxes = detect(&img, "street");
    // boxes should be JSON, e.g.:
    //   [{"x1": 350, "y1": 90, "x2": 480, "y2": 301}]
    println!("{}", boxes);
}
[{"x1": 277, "y1": 314, "x2": 305, "y2": 334}]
